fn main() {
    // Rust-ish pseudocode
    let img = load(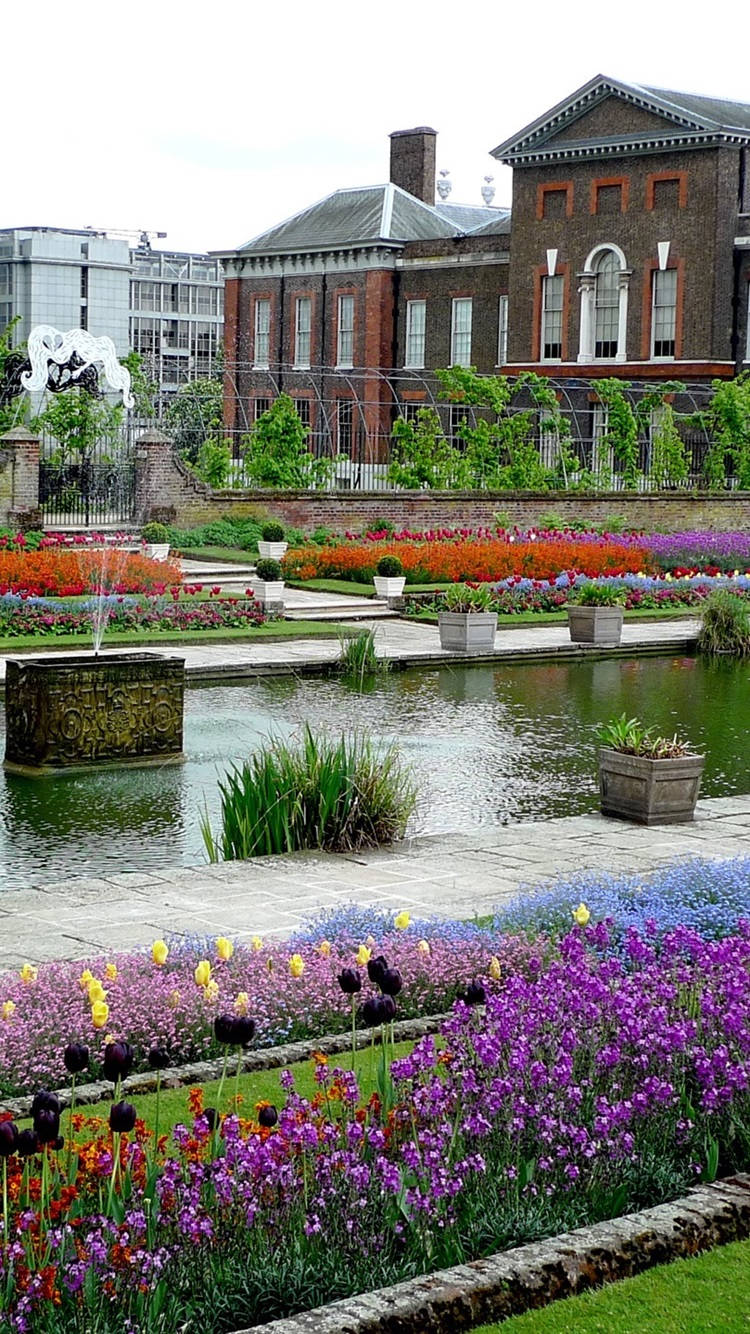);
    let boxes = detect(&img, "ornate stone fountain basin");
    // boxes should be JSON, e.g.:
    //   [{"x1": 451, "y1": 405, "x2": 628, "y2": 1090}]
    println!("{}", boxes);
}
[{"x1": 3, "y1": 653, "x2": 185, "y2": 776}]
